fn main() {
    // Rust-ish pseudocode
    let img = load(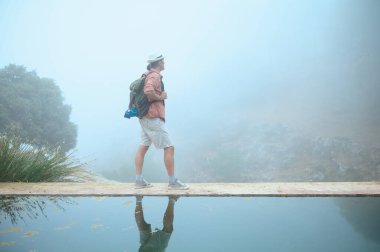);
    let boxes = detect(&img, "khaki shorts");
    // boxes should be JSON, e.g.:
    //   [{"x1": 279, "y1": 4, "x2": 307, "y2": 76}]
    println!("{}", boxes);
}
[{"x1": 139, "y1": 117, "x2": 173, "y2": 149}]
